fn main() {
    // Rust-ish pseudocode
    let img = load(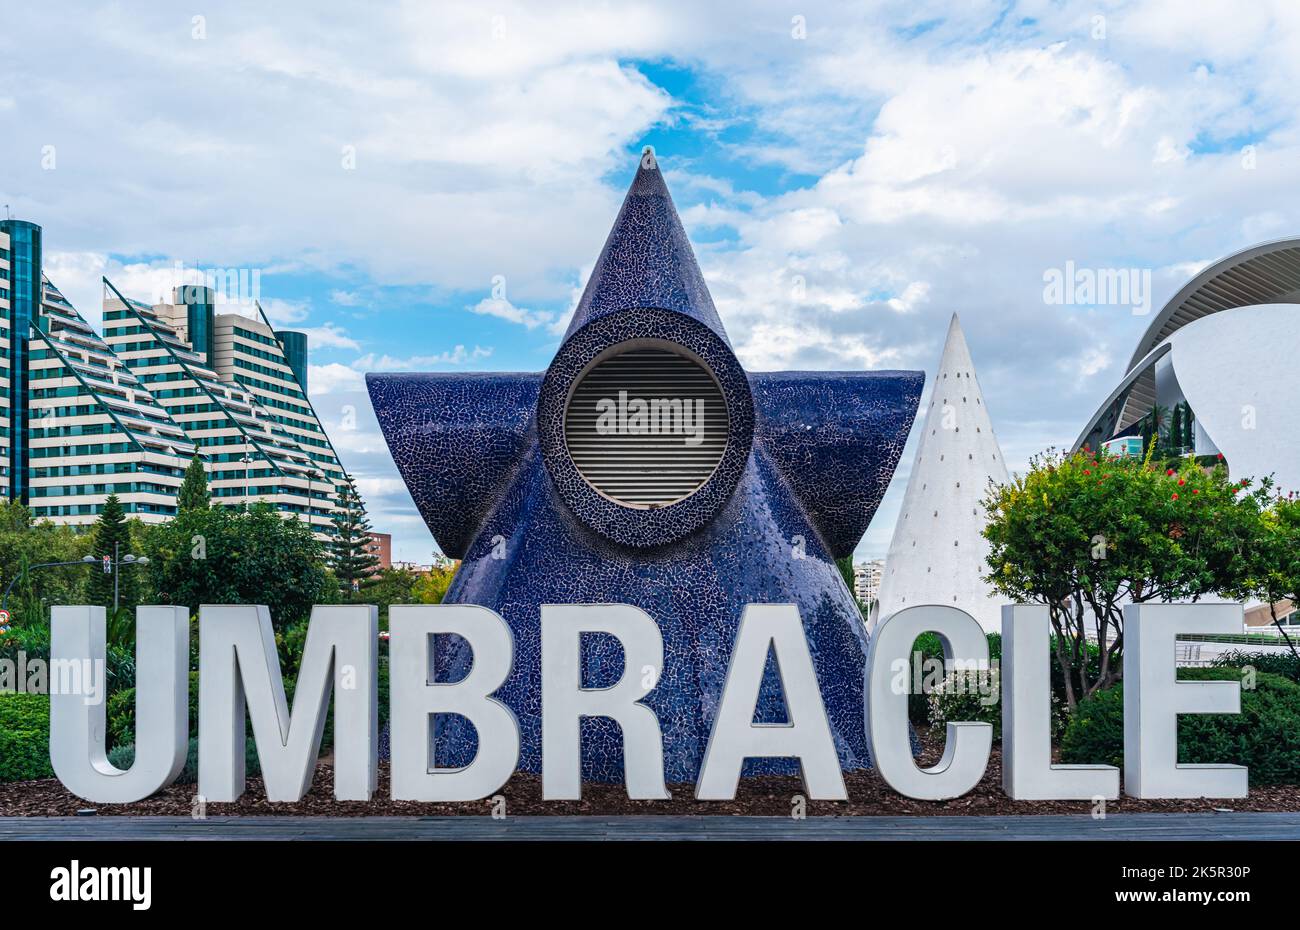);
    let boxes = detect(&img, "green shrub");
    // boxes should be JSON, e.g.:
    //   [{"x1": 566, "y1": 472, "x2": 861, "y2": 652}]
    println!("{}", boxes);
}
[
  {"x1": 378, "y1": 655, "x2": 389, "y2": 732},
  {"x1": 110, "y1": 736, "x2": 261, "y2": 785},
  {"x1": 0, "y1": 692, "x2": 54, "y2": 782},
  {"x1": 929, "y1": 668, "x2": 1003, "y2": 740},
  {"x1": 910, "y1": 632, "x2": 1008, "y2": 737},
  {"x1": 4, "y1": 621, "x2": 136, "y2": 699},
  {"x1": 105, "y1": 742, "x2": 136, "y2": 772},
  {"x1": 1058, "y1": 683, "x2": 1125, "y2": 767},
  {"x1": 906, "y1": 632, "x2": 944, "y2": 727},
  {"x1": 1060, "y1": 668, "x2": 1300, "y2": 784},
  {"x1": 107, "y1": 671, "x2": 200, "y2": 750},
  {"x1": 108, "y1": 670, "x2": 343, "y2": 753},
  {"x1": 1212, "y1": 649, "x2": 1300, "y2": 683},
  {"x1": 276, "y1": 620, "x2": 311, "y2": 682}
]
